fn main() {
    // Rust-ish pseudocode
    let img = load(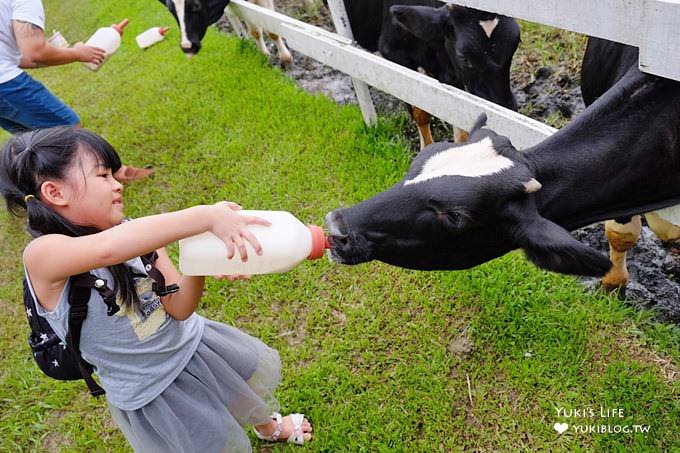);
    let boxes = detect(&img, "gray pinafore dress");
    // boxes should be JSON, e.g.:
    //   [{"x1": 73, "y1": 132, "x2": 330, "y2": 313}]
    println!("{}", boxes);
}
[{"x1": 26, "y1": 256, "x2": 281, "y2": 452}]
